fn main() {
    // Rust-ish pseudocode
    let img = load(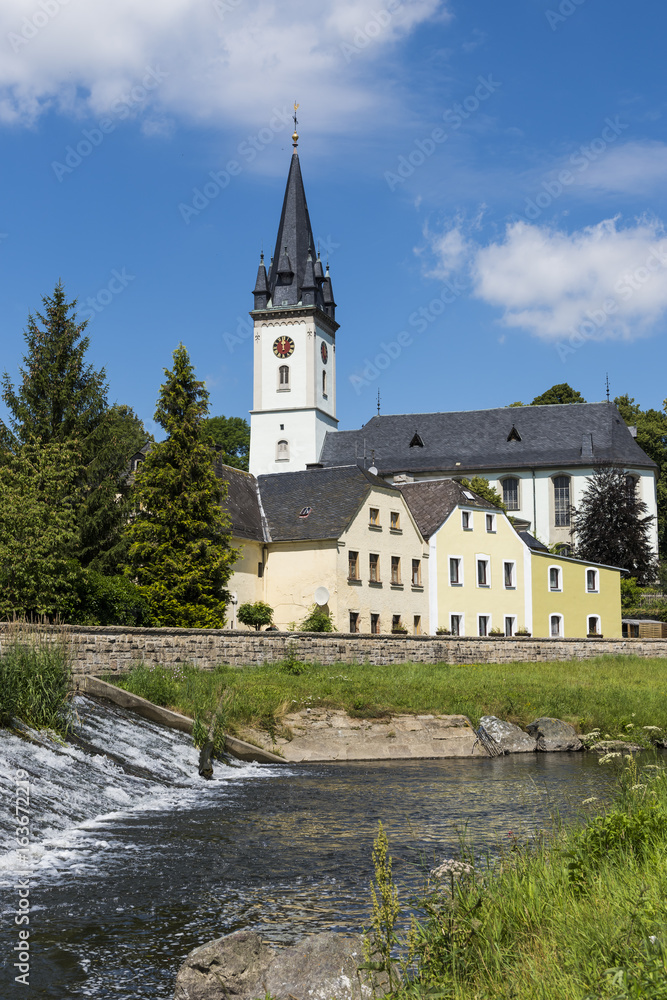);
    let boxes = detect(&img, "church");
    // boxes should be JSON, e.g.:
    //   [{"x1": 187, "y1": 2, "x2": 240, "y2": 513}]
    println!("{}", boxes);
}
[{"x1": 216, "y1": 128, "x2": 643, "y2": 636}]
